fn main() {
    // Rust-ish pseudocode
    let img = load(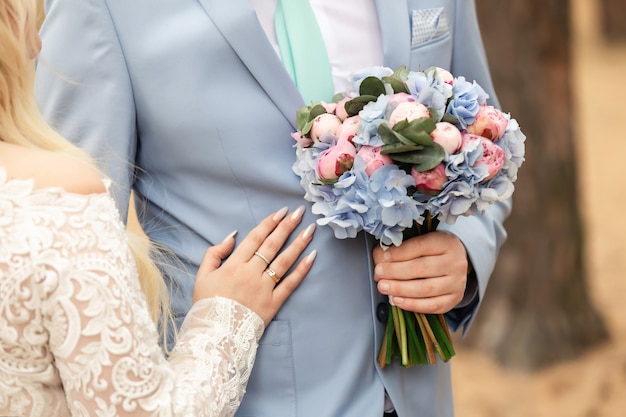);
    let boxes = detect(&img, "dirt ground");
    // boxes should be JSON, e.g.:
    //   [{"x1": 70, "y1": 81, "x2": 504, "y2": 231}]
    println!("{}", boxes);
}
[{"x1": 451, "y1": 1, "x2": 626, "y2": 416}]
